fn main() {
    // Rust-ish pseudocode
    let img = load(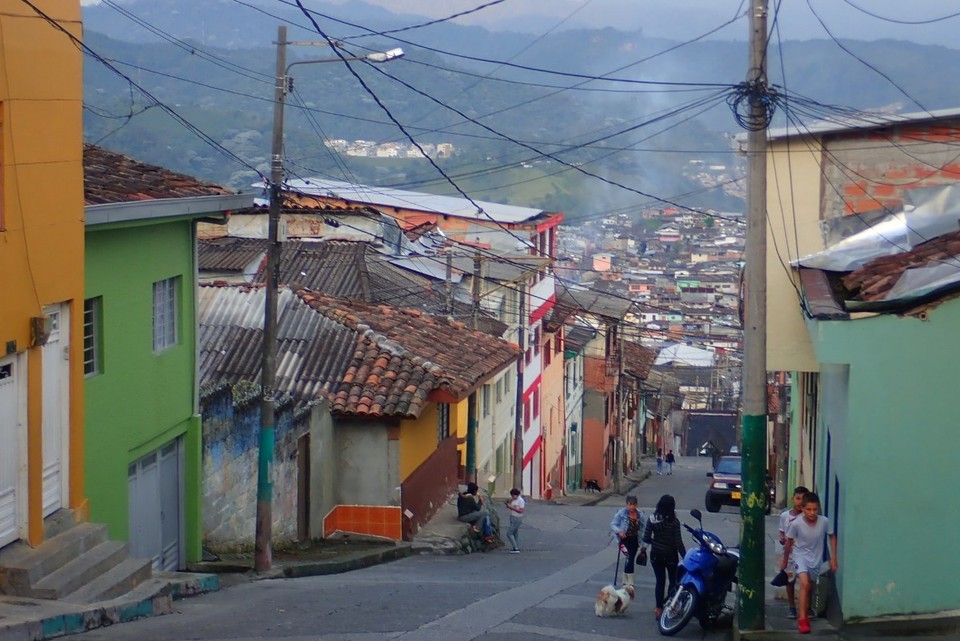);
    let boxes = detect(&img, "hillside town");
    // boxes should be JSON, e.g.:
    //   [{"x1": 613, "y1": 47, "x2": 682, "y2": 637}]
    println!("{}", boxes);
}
[{"x1": 5, "y1": 2, "x2": 960, "y2": 640}]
